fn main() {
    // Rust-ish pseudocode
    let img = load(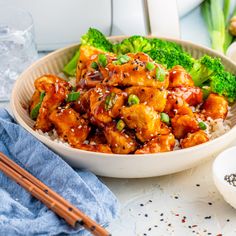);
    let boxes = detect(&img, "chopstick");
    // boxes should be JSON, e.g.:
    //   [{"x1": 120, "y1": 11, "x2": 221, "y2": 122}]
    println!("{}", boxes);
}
[{"x1": 0, "y1": 152, "x2": 111, "y2": 236}]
